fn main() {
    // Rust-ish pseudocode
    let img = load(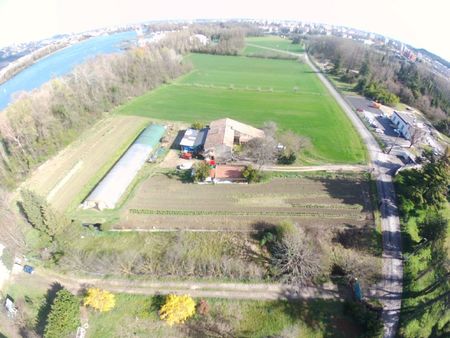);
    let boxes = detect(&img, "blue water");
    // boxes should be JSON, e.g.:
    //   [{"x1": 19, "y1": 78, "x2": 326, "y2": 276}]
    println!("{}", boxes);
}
[{"x1": 0, "y1": 31, "x2": 137, "y2": 110}]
